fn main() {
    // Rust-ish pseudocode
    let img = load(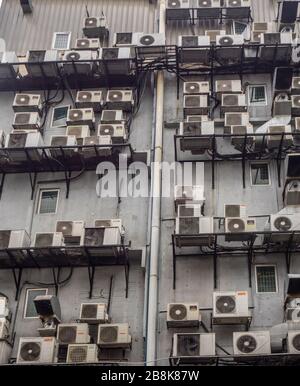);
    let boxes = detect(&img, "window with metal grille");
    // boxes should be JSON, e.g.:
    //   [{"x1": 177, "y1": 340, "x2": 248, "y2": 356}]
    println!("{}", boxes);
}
[
  {"x1": 52, "y1": 32, "x2": 71, "y2": 50},
  {"x1": 24, "y1": 288, "x2": 48, "y2": 318},
  {"x1": 233, "y1": 21, "x2": 248, "y2": 35},
  {"x1": 38, "y1": 189, "x2": 59, "y2": 214},
  {"x1": 250, "y1": 163, "x2": 270, "y2": 186},
  {"x1": 51, "y1": 105, "x2": 70, "y2": 128},
  {"x1": 248, "y1": 85, "x2": 267, "y2": 106},
  {"x1": 256, "y1": 266, "x2": 277, "y2": 293}
]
